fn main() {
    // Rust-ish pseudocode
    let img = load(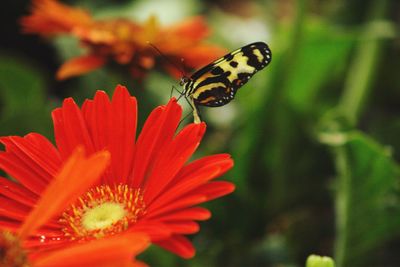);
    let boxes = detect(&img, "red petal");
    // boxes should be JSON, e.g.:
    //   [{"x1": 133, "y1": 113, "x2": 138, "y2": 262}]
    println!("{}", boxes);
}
[
  {"x1": 173, "y1": 154, "x2": 232, "y2": 183},
  {"x1": 0, "y1": 196, "x2": 30, "y2": 221},
  {"x1": 81, "y1": 90, "x2": 111, "y2": 151},
  {"x1": 147, "y1": 182, "x2": 234, "y2": 221},
  {"x1": 163, "y1": 221, "x2": 199, "y2": 234},
  {"x1": 144, "y1": 122, "x2": 206, "y2": 204},
  {"x1": 52, "y1": 98, "x2": 95, "y2": 159},
  {"x1": 0, "y1": 177, "x2": 37, "y2": 207},
  {"x1": 146, "y1": 207, "x2": 211, "y2": 221},
  {"x1": 1, "y1": 136, "x2": 60, "y2": 180},
  {"x1": 24, "y1": 236, "x2": 73, "y2": 250},
  {"x1": 81, "y1": 86, "x2": 138, "y2": 184},
  {"x1": 23, "y1": 133, "x2": 62, "y2": 169},
  {"x1": 147, "y1": 194, "x2": 206, "y2": 217},
  {"x1": 0, "y1": 220, "x2": 20, "y2": 231},
  {"x1": 81, "y1": 91, "x2": 114, "y2": 184},
  {"x1": 33, "y1": 232, "x2": 149, "y2": 267},
  {"x1": 56, "y1": 55, "x2": 105, "y2": 80},
  {"x1": 155, "y1": 235, "x2": 195, "y2": 259},
  {"x1": 192, "y1": 181, "x2": 235, "y2": 201},
  {"x1": 147, "y1": 165, "x2": 221, "y2": 211},
  {"x1": 107, "y1": 85, "x2": 137, "y2": 184},
  {"x1": 149, "y1": 155, "x2": 233, "y2": 208},
  {"x1": 0, "y1": 218, "x2": 59, "y2": 236},
  {"x1": 130, "y1": 221, "x2": 171, "y2": 241},
  {"x1": 0, "y1": 134, "x2": 62, "y2": 192},
  {"x1": 0, "y1": 153, "x2": 46, "y2": 194},
  {"x1": 18, "y1": 148, "x2": 110, "y2": 240},
  {"x1": 130, "y1": 98, "x2": 182, "y2": 187}
]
